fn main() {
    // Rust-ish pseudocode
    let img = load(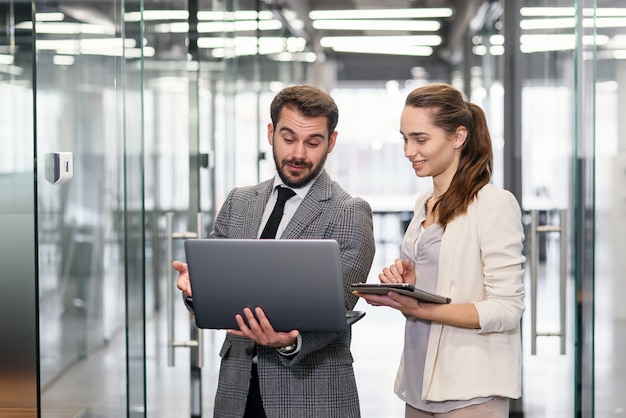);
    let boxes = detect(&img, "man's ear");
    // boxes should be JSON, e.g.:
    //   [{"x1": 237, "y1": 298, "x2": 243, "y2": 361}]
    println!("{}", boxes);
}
[
  {"x1": 267, "y1": 123, "x2": 275, "y2": 146},
  {"x1": 327, "y1": 131, "x2": 338, "y2": 153}
]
